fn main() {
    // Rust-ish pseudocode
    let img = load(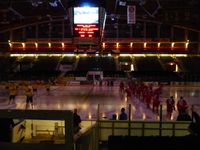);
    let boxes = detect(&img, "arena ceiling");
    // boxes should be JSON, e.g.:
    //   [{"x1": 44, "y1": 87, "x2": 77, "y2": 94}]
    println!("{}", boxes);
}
[
  {"x1": 0, "y1": 0, "x2": 199, "y2": 54},
  {"x1": 0, "y1": 0, "x2": 159, "y2": 21},
  {"x1": 0, "y1": 0, "x2": 199, "y2": 30}
]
